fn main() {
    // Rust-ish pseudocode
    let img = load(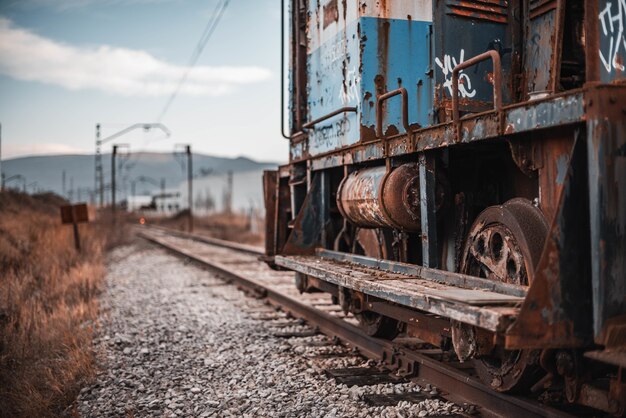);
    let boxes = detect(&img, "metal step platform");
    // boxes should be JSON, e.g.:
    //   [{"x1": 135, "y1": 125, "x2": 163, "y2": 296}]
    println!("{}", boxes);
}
[{"x1": 274, "y1": 250, "x2": 527, "y2": 333}]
